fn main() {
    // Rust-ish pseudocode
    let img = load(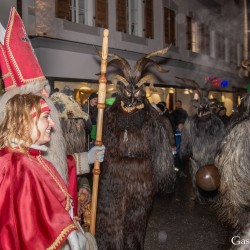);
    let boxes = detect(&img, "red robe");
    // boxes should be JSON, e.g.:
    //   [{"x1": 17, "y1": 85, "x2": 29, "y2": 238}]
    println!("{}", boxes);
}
[
  {"x1": 67, "y1": 155, "x2": 78, "y2": 216},
  {"x1": 0, "y1": 147, "x2": 77, "y2": 250}
]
